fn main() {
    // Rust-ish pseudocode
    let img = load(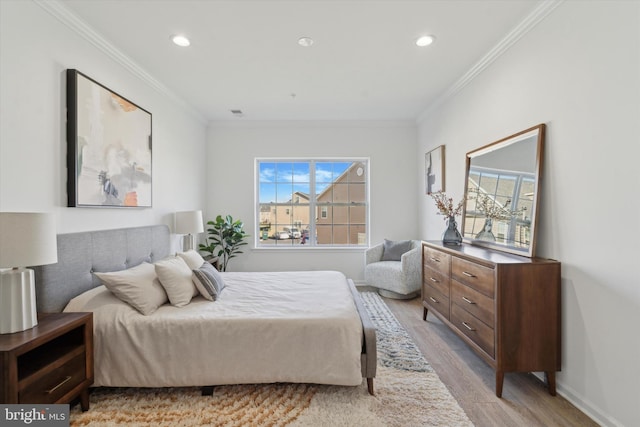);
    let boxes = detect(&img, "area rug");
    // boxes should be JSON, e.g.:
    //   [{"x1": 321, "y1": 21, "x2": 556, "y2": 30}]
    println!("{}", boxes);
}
[{"x1": 70, "y1": 292, "x2": 473, "y2": 426}]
